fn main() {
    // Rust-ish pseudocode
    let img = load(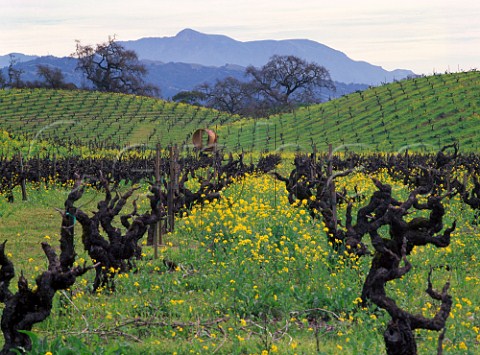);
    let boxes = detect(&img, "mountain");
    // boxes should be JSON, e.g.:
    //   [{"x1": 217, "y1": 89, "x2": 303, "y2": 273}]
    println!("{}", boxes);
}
[
  {"x1": 144, "y1": 61, "x2": 246, "y2": 98},
  {"x1": 121, "y1": 28, "x2": 415, "y2": 85},
  {"x1": 143, "y1": 61, "x2": 367, "y2": 99},
  {"x1": 0, "y1": 53, "x2": 38, "y2": 68},
  {"x1": 1, "y1": 55, "x2": 368, "y2": 100},
  {"x1": 3, "y1": 55, "x2": 87, "y2": 87},
  {"x1": 0, "y1": 29, "x2": 398, "y2": 98}
]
